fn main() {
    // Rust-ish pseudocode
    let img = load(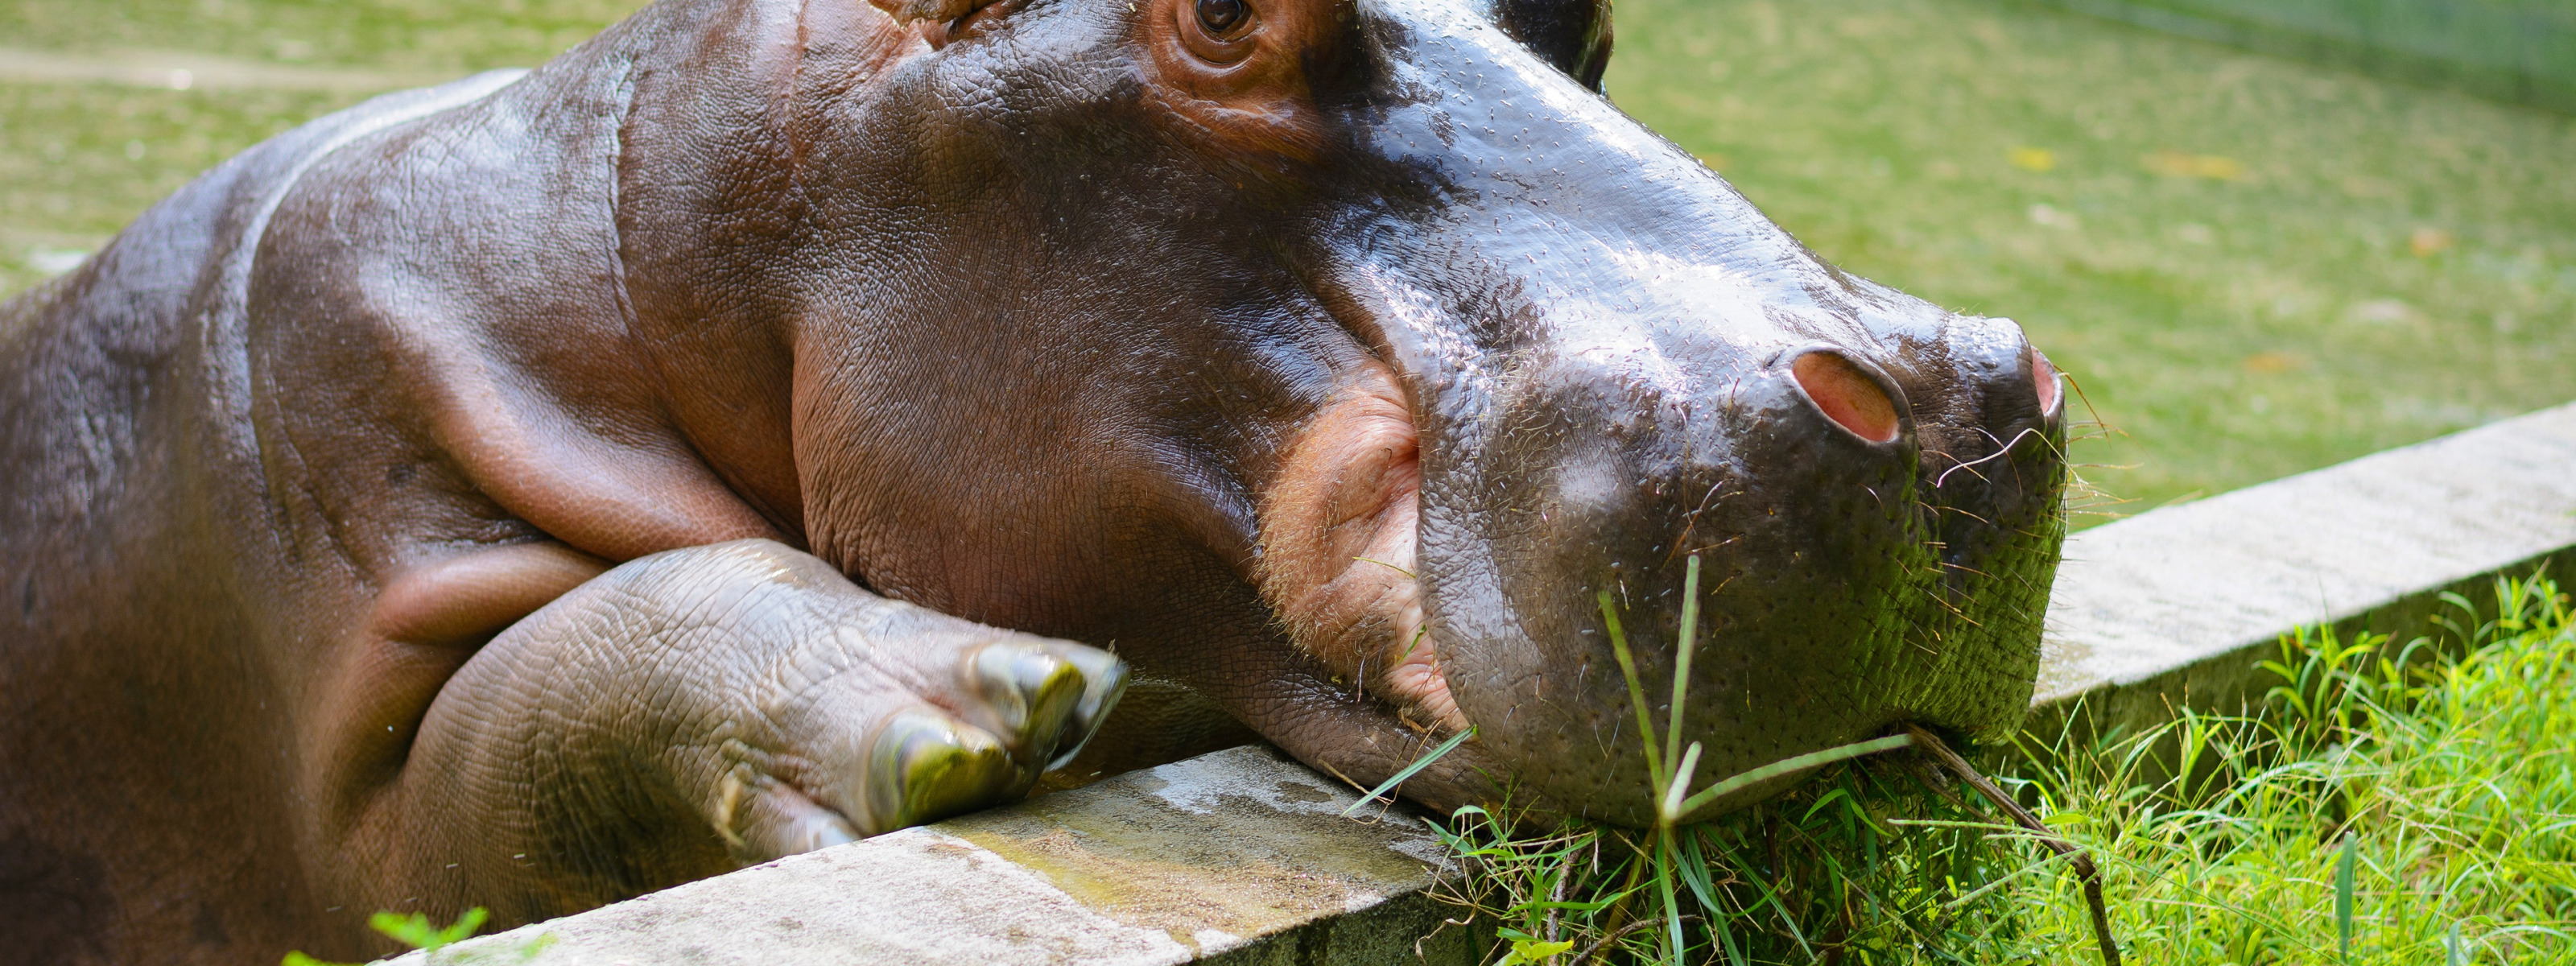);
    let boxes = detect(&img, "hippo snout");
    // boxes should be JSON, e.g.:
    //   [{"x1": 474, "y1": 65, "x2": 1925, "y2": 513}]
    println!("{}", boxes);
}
[{"x1": 1420, "y1": 316, "x2": 2068, "y2": 826}]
